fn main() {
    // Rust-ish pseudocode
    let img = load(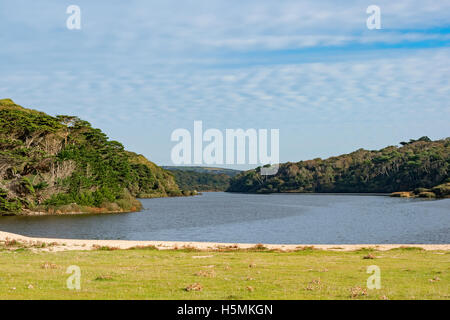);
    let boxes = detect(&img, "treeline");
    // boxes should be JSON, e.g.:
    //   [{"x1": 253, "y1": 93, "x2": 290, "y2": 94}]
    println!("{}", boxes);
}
[
  {"x1": 166, "y1": 169, "x2": 233, "y2": 191},
  {"x1": 0, "y1": 99, "x2": 183, "y2": 215},
  {"x1": 227, "y1": 137, "x2": 450, "y2": 197}
]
